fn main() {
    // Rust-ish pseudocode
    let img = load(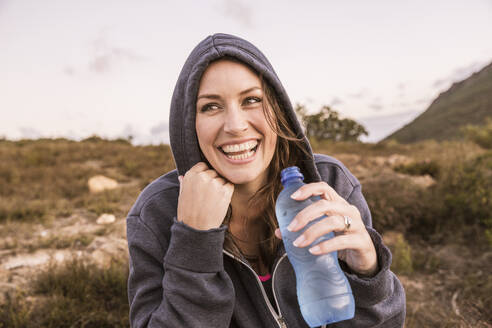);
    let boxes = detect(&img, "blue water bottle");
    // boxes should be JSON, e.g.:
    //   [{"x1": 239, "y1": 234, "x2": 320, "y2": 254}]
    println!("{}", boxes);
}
[{"x1": 275, "y1": 166, "x2": 355, "y2": 327}]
